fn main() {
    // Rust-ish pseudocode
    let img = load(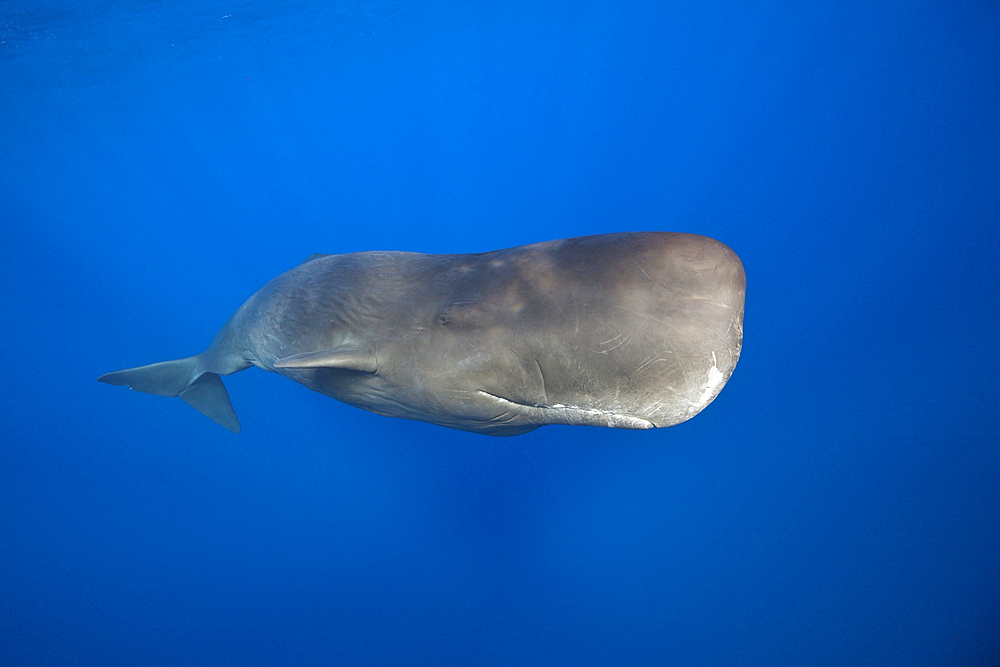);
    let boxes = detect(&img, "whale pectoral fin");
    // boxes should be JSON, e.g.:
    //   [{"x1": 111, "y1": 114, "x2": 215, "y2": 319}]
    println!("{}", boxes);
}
[{"x1": 273, "y1": 345, "x2": 377, "y2": 373}]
